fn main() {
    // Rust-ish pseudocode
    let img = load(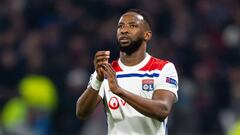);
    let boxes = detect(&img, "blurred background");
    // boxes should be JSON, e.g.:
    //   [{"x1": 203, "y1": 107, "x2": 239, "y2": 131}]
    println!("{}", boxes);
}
[{"x1": 0, "y1": 0, "x2": 240, "y2": 135}]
